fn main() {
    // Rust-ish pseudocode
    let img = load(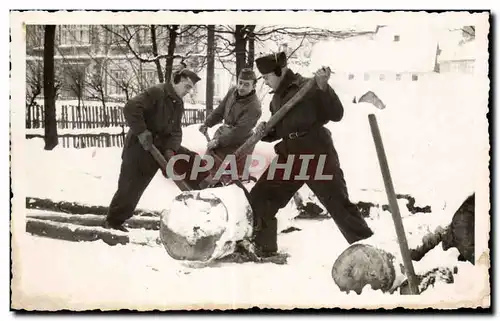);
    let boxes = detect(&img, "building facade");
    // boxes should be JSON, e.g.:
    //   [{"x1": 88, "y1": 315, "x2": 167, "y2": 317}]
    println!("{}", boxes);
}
[{"x1": 26, "y1": 25, "x2": 235, "y2": 105}]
